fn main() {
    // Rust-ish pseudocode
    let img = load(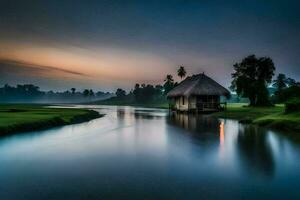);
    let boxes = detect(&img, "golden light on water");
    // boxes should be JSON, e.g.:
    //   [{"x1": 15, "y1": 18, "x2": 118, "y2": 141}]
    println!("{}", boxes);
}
[{"x1": 219, "y1": 121, "x2": 225, "y2": 151}]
